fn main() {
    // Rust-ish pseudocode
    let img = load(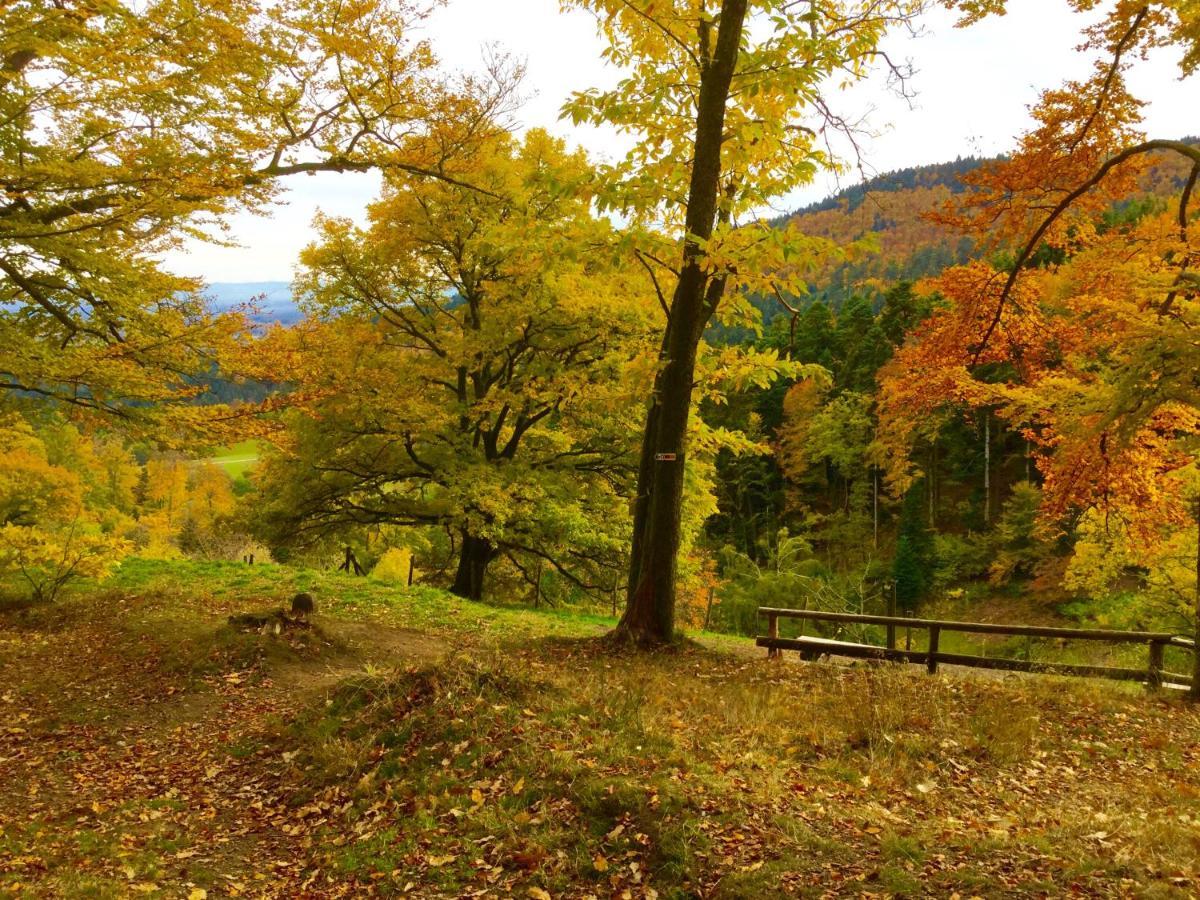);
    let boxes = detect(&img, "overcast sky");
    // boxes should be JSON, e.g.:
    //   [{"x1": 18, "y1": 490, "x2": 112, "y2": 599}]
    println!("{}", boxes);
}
[{"x1": 163, "y1": 0, "x2": 1198, "y2": 284}]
